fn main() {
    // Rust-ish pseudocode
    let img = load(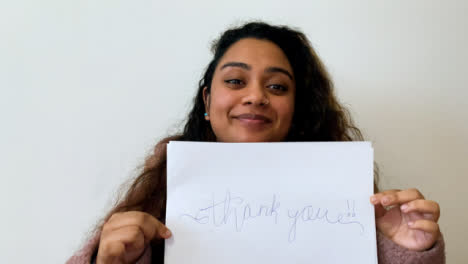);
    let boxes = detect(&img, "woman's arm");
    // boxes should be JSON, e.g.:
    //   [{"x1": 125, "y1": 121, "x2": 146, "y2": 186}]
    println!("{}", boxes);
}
[{"x1": 377, "y1": 230, "x2": 445, "y2": 264}]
